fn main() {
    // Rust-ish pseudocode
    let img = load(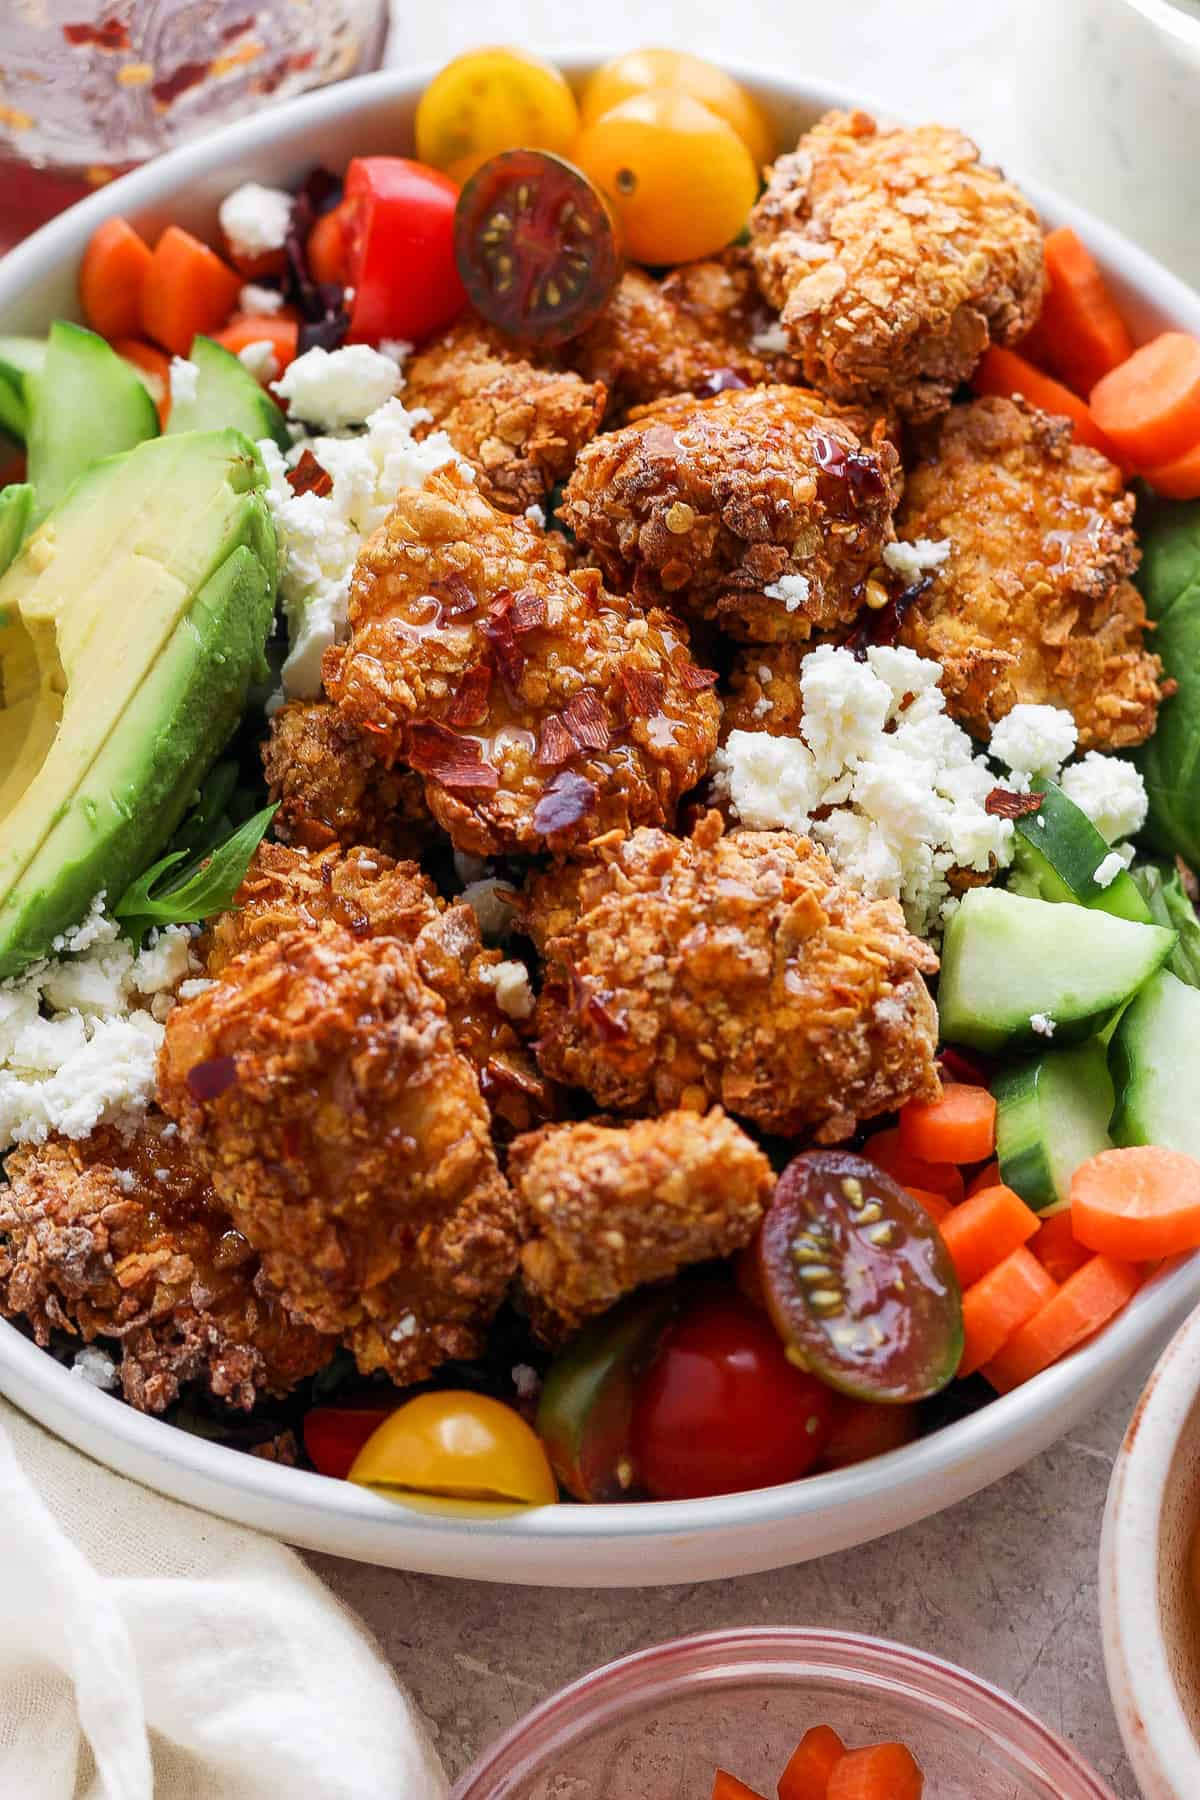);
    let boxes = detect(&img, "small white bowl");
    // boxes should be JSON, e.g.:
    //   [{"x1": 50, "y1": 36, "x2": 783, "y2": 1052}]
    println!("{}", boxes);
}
[{"x1": 1102, "y1": 1304, "x2": 1200, "y2": 1797}]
